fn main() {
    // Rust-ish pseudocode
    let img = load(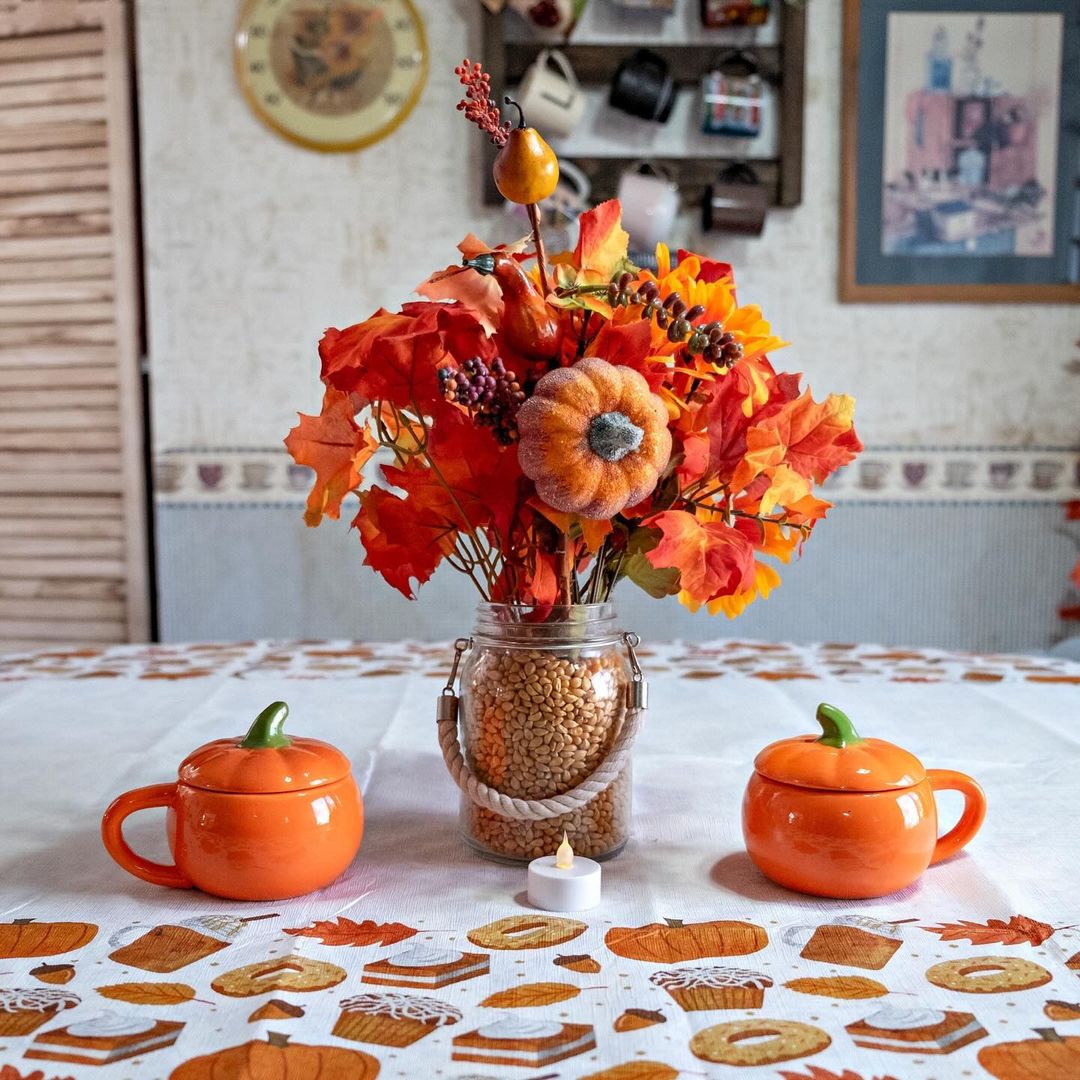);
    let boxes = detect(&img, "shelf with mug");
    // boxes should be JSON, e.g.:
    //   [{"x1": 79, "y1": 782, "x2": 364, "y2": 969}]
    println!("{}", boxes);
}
[
  {"x1": 532, "y1": 83, "x2": 779, "y2": 162},
  {"x1": 481, "y1": 3, "x2": 804, "y2": 210},
  {"x1": 553, "y1": 156, "x2": 782, "y2": 217},
  {"x1": 503, "y1": 43, "x2": 784, "y2": 86},
  {"x1": 503, "y1": 3, "x2": 781, "y2": 48}
]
